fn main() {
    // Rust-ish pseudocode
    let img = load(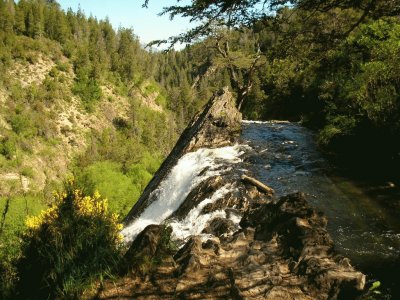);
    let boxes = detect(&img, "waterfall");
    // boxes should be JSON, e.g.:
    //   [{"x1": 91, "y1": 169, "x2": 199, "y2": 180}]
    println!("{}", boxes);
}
[{"x1": 121, "y1": 144, "x2": 246, "y2": 243}]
